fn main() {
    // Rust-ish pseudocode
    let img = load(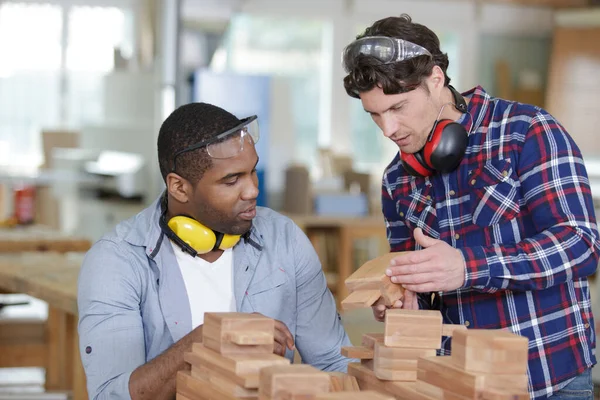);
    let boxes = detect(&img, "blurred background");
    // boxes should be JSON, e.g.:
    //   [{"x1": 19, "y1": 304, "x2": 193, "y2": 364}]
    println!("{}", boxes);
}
[{"x1": 0, "y1": 0, "x2": 599, "y2": 398}]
